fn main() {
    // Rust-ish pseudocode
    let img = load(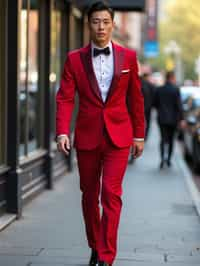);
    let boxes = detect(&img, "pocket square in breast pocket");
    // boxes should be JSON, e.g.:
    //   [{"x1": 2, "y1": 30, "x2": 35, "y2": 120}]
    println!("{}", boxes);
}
[{"x1": 121, "y1": 69, "x2": 130, "y2": 73}]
